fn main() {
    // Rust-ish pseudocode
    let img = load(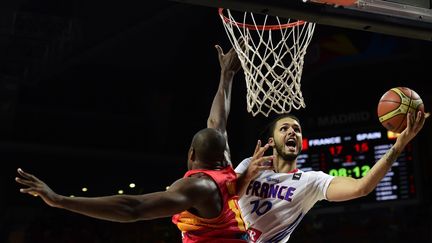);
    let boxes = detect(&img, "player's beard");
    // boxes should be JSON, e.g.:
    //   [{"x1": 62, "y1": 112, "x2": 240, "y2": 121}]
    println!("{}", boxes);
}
[{"x1": 275, "y1": 141, "x2": 299, "y2": 161}]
